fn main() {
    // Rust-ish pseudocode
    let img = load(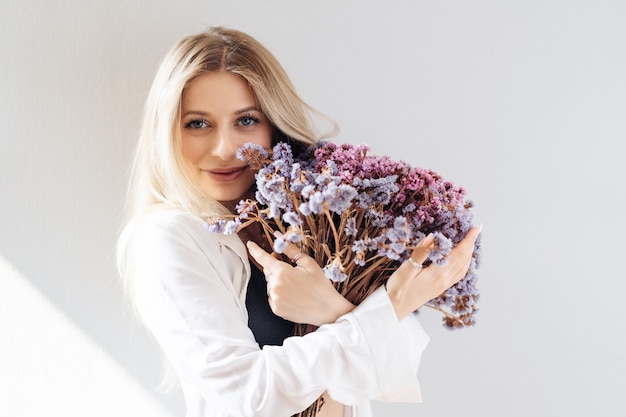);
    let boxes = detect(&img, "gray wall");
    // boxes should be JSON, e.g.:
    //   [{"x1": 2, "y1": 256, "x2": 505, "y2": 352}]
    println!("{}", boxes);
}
[{"x1": 2, "y1": 1, "x2": 625, "y2": 416}]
